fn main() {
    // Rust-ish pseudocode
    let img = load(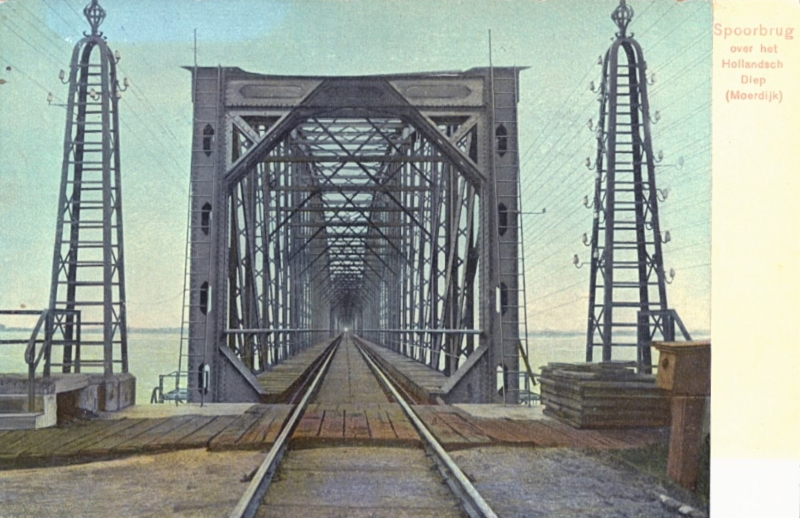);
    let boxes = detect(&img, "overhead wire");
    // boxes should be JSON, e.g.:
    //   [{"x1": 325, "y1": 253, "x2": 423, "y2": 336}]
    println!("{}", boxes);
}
[{"x1": 1, "y1": 0, "x2": 190, "y2": 201}]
